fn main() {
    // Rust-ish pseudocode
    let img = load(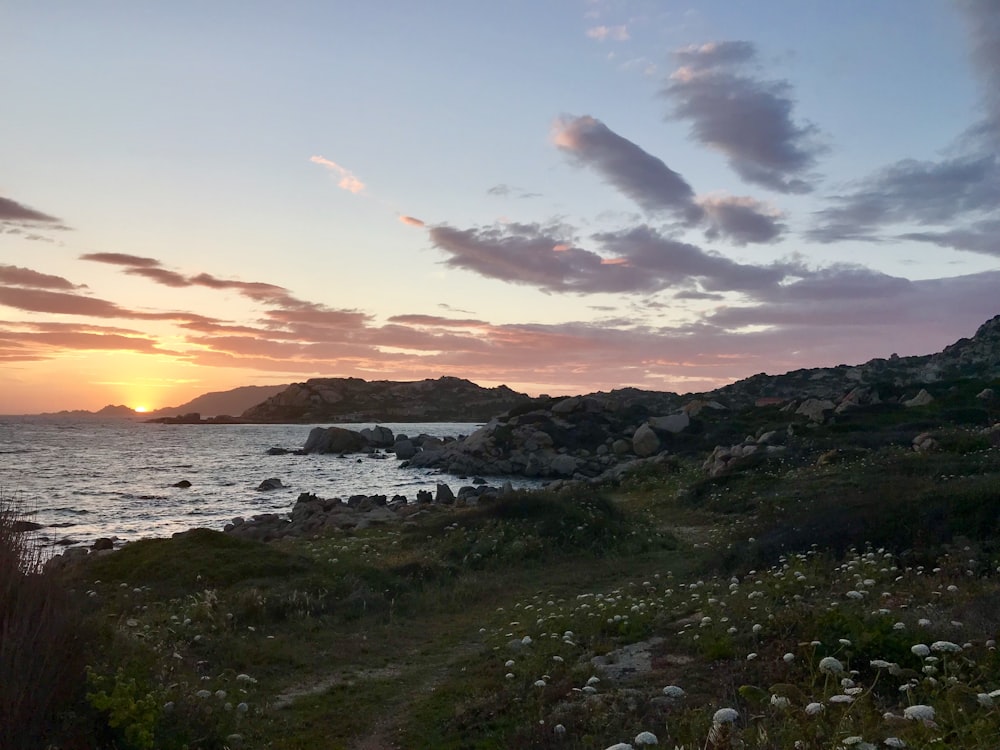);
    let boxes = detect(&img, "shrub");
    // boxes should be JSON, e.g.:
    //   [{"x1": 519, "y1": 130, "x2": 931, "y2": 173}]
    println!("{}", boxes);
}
[{"x1": 0, "y1": 498, "x2": 90, "y2": 749}]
